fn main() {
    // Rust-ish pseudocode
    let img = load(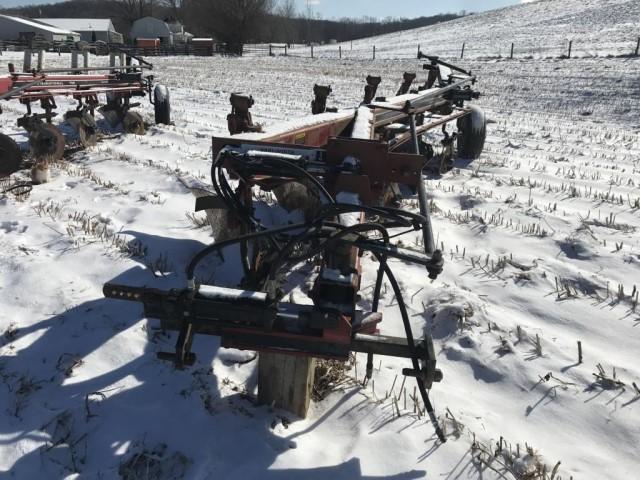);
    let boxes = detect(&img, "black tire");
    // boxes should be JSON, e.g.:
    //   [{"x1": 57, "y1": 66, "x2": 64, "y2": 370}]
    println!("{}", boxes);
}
[
  {"x1": 457, "y1": 105, "x2": 486, "y2": 160},
  {"x1": 154, "y1": 84, "x2": 171, "y2": 125},
  {"x1": 0, "y1": 133, "x2": 23, "y2": 177}
]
